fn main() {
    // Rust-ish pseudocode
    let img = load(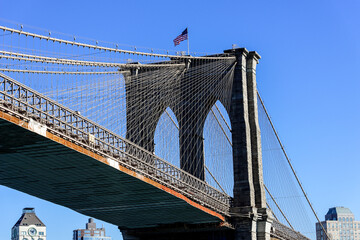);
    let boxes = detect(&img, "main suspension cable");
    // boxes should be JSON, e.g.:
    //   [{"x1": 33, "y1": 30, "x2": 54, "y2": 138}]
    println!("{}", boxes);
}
[
  {"x1": 0, "y1": 25, "x2": 235, "y2": 60},
  {"x1": 257, "y1": 91, "x2": 330, "y2": 240}
]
